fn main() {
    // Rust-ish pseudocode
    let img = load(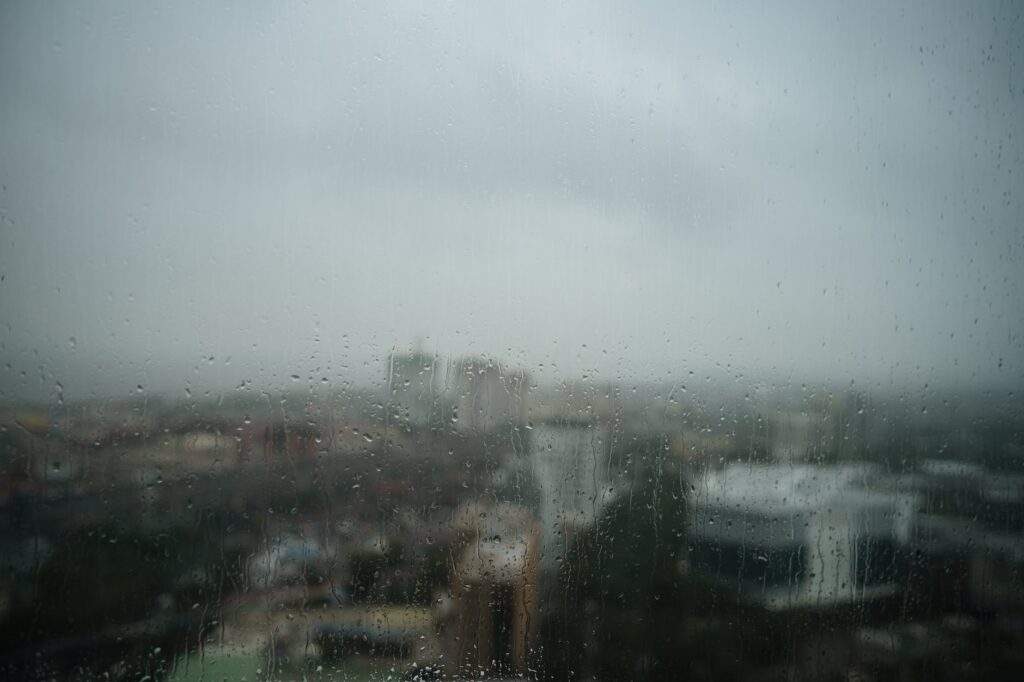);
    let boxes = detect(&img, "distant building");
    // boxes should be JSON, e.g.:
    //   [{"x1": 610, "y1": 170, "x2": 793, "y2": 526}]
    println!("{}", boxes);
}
[
  {"x1": 314, "y1": 605, "x2": 440, "y2": 664},
  {"x1": 764, "y1": 409, "x2": 817, "y2": 462},
  {"x1": 387, "y1": 351, "x2": 442, "y2": 429},
  {"x1": 247, "y1": 530, "x2": 335, "y2": 590},
  {"x1": 903, "y1": 462, "x2": 1024, "y2": 613},
  {"x1": 761, "y1": 391, "x2": 872, "y2": 463},
  {"x1": 673, "y1": 428, "x2": 736, "y2": 463},
  {"x1": 530, "y1": 422, "x2": 624, "y2": 570},
  {"x1": 235, "y1": 420, "x2": 319, "y2": 467},
  {"x1": 447, "y1": 358, "x2": 527, "y2": 433},
  {"x1": 447, "y1": 500, "x2": 540, "y2": 678},
  {"x1": 526, "y1": 381, "x2": 620, "y2": 423},
  {"x1": 690, "y1": 463, "x2": 916, "y2": 610}
]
